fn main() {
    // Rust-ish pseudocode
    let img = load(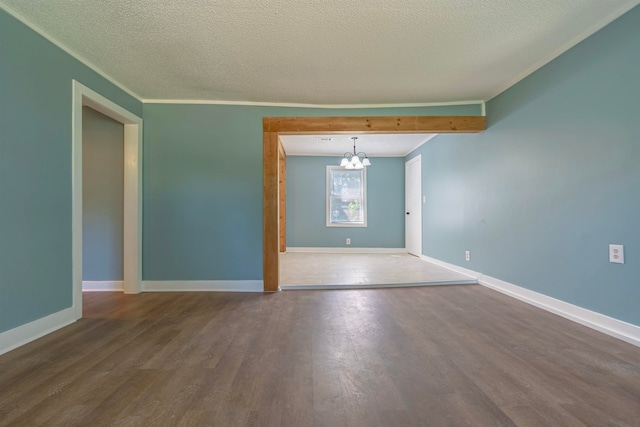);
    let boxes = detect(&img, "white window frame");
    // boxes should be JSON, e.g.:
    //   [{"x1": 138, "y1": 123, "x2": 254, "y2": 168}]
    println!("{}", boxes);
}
[{"x1": 326, "y1": 165, "x2": 367, "y2": 227}]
